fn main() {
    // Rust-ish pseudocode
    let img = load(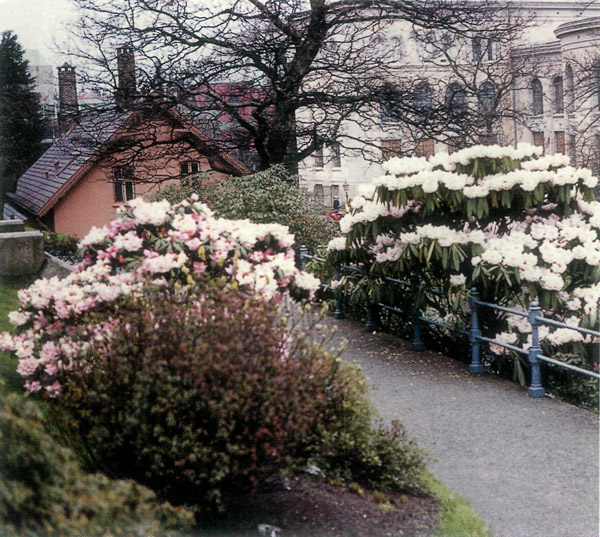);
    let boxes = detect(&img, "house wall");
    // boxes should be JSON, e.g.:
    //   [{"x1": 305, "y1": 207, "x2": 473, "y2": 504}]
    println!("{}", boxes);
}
[{"x1": 53, "y1": 149, "x2": 227, "y2": 238}]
